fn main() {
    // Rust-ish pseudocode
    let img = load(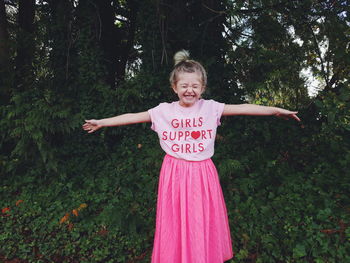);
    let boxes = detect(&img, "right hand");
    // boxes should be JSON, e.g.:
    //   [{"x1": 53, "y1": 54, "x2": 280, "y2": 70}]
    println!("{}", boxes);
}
[{"x1": 82, "y1": 119, "x2": 102, "y2": 133}]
